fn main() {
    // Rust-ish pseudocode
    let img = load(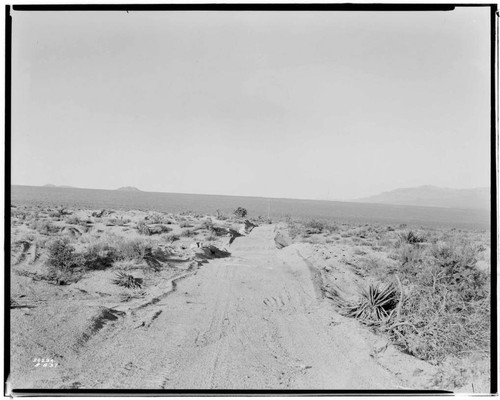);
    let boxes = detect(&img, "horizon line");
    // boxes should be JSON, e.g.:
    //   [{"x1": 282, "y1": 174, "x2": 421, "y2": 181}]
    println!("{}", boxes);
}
[{"x1": 10, "y1": 183, "x2": 491, "y2": 204}]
